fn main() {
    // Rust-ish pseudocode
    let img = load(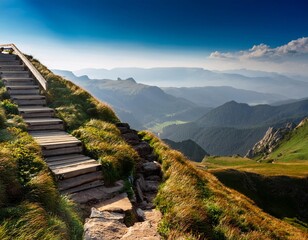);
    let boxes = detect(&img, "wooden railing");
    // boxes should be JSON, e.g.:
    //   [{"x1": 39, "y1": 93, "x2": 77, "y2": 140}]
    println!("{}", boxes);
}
[{"x1": 0, "y1": 43, "x2": 48, "y2": 90}]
